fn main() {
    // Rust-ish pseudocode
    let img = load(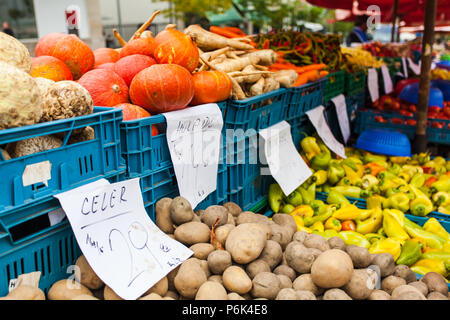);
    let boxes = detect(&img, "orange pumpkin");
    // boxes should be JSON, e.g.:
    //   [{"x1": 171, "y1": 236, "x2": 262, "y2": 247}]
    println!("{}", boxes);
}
[
  {"x1": 93, "y1": 48, "x2": 120, "y2": 68},
  {"x1": 130, "y1": 64, "x2": 194, "y2": 114},
  {"x1": 114, "y1": 54, "x2": 156, "y2": 86},
  {"x1": 190, "y1": 71, "x2": 232, "y2": 106},
  {"x1": 114, "y1": 103, "x2": 158, "y2": 136},
  {"x1": 30, "y1": 55, "x2": 73, "y2": 81},
  {"x1": 95, "y1": 62, "x2": 116, "y2": 72},
  {"x1": 78, "y1": 69, "x2": 129, "y2": 107},
  {"x1": 35, "y1": 33, "x2": 94, "y2": 80},
  {"x1": 119, "y1": 37, "x2": 155, "y2": 59},
  {"x1": 153, "y1": 26, "x2": 199, "y2": 73}
]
